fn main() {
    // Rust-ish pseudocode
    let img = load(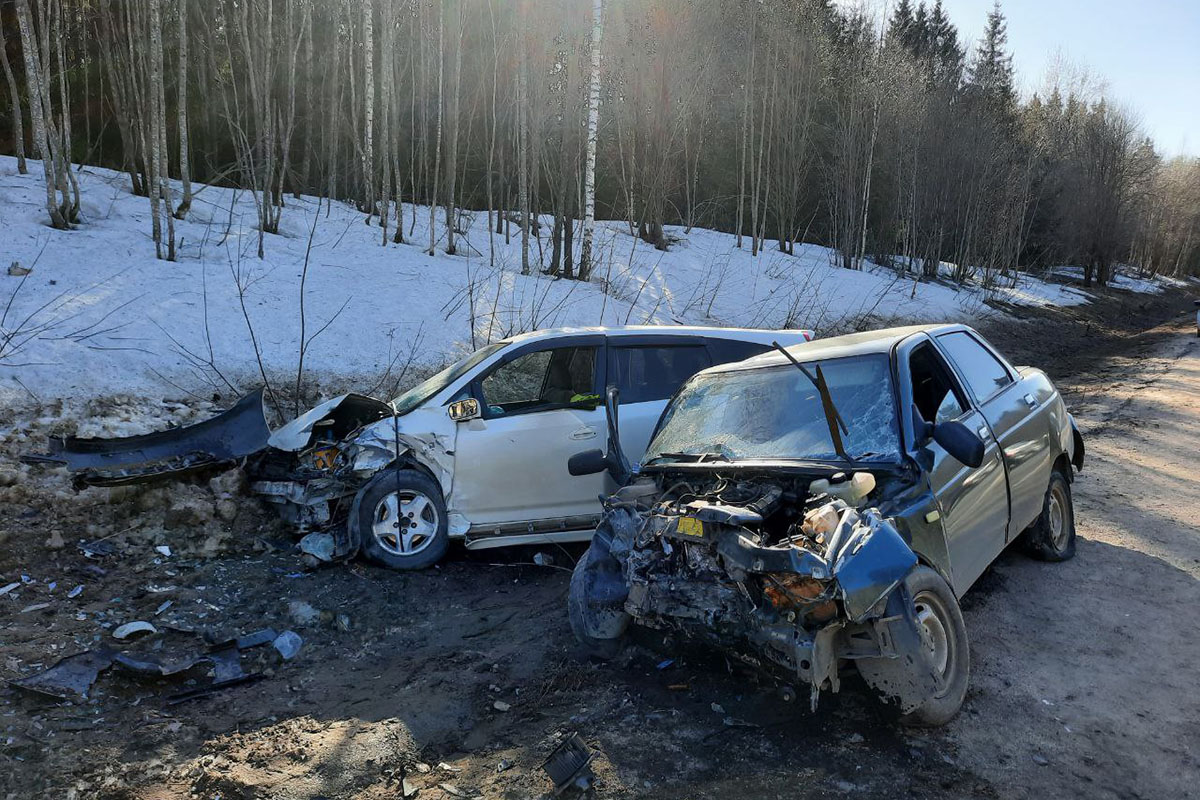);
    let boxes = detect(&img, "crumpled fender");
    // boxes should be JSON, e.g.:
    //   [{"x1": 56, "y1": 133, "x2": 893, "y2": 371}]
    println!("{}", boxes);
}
[
  {"x1": 568, "y1": 506, "x2": 640, "y2": 642},
  {"x1": 853, "y1": 582, "x2": 944, "y2": 713}
]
